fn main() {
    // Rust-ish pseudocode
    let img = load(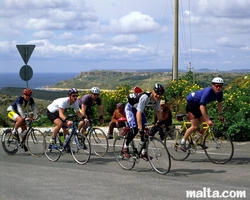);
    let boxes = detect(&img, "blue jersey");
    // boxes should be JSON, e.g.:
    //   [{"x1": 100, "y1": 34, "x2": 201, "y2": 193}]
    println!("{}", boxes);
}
[{"x1": 186, "y1": 87, "x2": 223, "y2": 106}]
